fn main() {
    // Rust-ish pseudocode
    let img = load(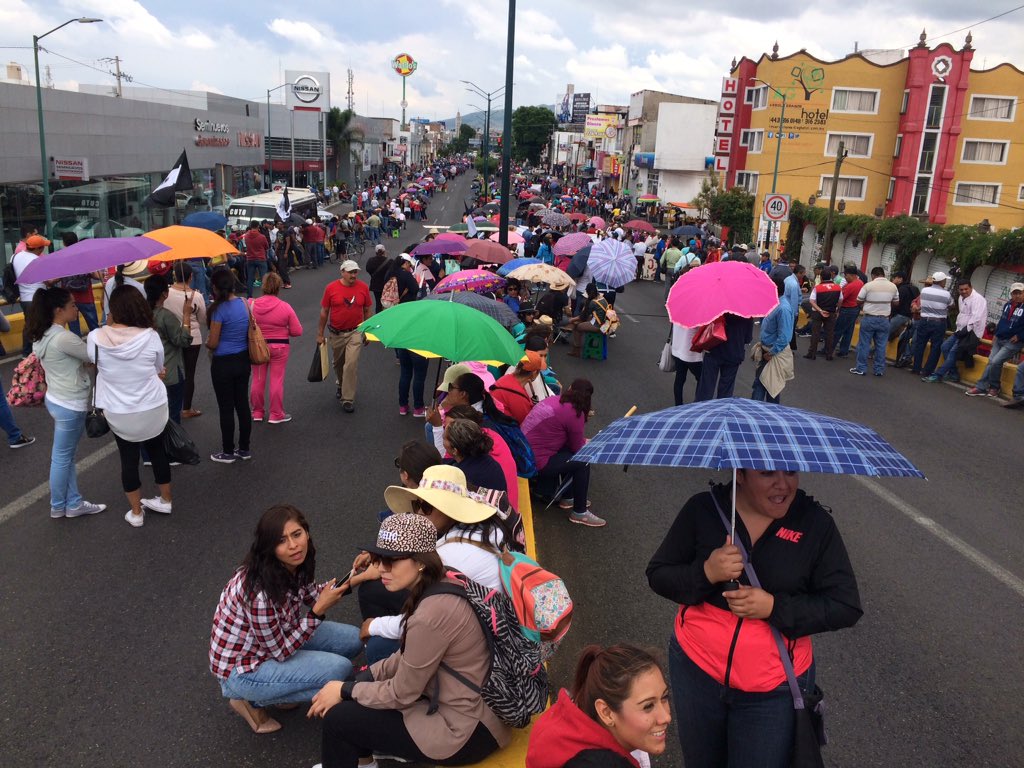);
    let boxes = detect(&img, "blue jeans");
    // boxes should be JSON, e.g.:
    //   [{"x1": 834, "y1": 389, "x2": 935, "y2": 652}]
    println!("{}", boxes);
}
[
  {"x1": 365, "y1": 636, "x2": 400, "y2": 665},
  {"x1": 751, "y1": 360, "x2": 780, "y2": 403},
  {"x1": 669, "y1": 634, "x2": 809, "y2": 768},
  {"x1": 854, "y1": 315, "x2": 891, "y2": 375},
  {"x1": 975, "y1": 336, "x2": 1023, "y2": 391},
  {"x1": 911, "y1": 318, "x2": 946, "y2": 374},
  {"x1": 834, "y1": 306, "x2": 861, "y2": 355},
  {"x1": 935, "y1": 334, "x2": 961, "y2": 378},
  {"x1": 1012, "y1": 360, "x2": 1024, "y2": 399},
  {"x1": 219, "y1": 620, "x2": 362, "y2": 707},
  {"x1": 69, "y1": 301, "x2": 100, "y2": 337},
  {"x1": 245, "y1": 261, "x2": 267, "y2": 298},
  {"x1": 397, "y1": 349, "x2": 428, "y2": 409},
  {"x1": 44, "y1": 400, "x2": 86, "y2": 511},
  {"x1": 188, "y1": 261, "x2": 210, "y2": 302},
  {"x1": 0, "y1": 378, "x2": 25, "y2": 444}
]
